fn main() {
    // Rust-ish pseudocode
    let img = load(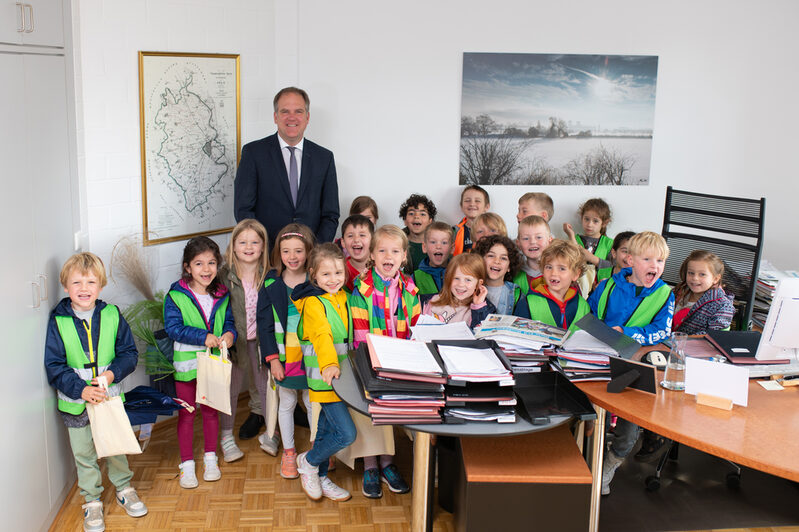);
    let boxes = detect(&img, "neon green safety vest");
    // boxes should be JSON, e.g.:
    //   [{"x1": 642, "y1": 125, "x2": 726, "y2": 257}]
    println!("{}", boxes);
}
[
  {"x1": 512, "y1": 270, "x2": 529, "y2": 296},
  {"x1": 166, "y1": 290, "x2": 229, "y2": 382},
  {"x1": 413, "y1": 270, "x2": 440, "y2": 295},
  {"x1": 526, "y1": 293, "x2": 590, "y2": 331},
  {"x1": 298, "y1": 297, "x2": 351, "y2": 392},
  {"x1": 576, "y1": 234, "x2": 614, "y2": 282},
  {"x1": 55, "y1": 305, "x2": 125, "y2": 415},
  {"x1": 263, "y1": 278, "x2": 288, "y2": 361},
  {"x1": 596, "y1": 278, "x2": 672, "y2": 328}
]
